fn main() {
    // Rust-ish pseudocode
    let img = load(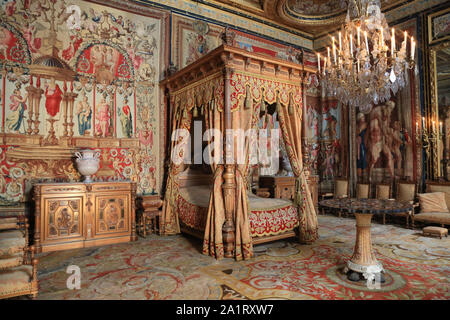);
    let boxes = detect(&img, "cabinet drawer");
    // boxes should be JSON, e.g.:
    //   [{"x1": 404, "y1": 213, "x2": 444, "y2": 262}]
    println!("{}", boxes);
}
[
  {"x1": 43, "y1": 196, "x2": 84, "y2": 242},
  {"x1": 94, "y1": 194, "x2": 130, "y2": 236}
]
